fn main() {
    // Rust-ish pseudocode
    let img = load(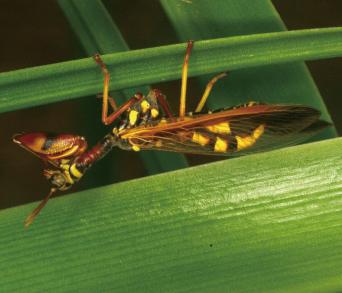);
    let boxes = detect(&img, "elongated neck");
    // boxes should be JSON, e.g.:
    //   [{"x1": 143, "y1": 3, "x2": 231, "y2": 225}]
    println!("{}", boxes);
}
[{"x1": 74, "y1": 133, "x2": 115, "y2": 173}]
